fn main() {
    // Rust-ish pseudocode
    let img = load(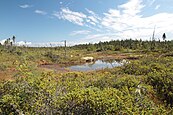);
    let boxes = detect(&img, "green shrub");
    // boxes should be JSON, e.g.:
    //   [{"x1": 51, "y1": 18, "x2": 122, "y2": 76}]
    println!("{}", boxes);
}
[
  {"x1": 44, "y1": 51, "x2": 60, "y2": 62},
  {"x1": 0, "y1": 64, "x2": 7, "y2": 71},
  {"x1": 146, "y1": 71, "x2": 173, "y2": 106}
]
